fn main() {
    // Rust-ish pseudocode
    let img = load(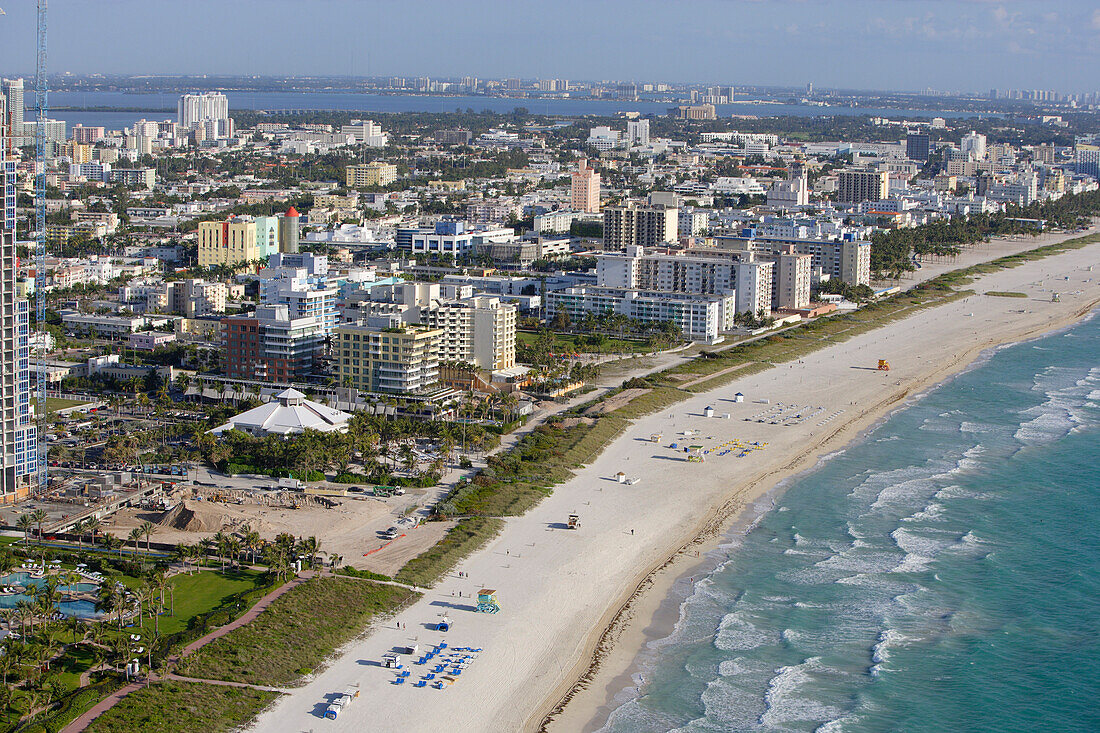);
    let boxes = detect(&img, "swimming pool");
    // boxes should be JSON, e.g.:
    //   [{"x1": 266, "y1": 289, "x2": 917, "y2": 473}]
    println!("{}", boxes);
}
[{"x1": 0, "y1": 572, "x2": 103, "y2": 617}]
